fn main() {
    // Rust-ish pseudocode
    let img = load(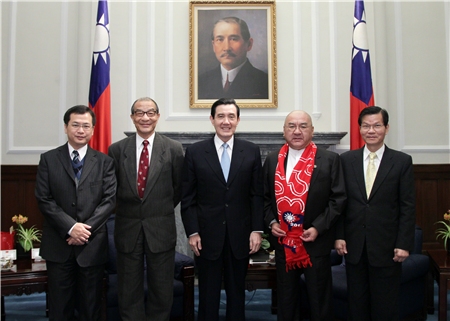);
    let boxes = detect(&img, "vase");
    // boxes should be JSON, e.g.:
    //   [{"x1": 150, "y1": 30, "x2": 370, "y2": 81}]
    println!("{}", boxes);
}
[
  {"x1": 446, "y1": 239, "x2": 450, "y2": 256},
  {"x1": 15, "y1": 242, "x2": 30, "y2": 259}
]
